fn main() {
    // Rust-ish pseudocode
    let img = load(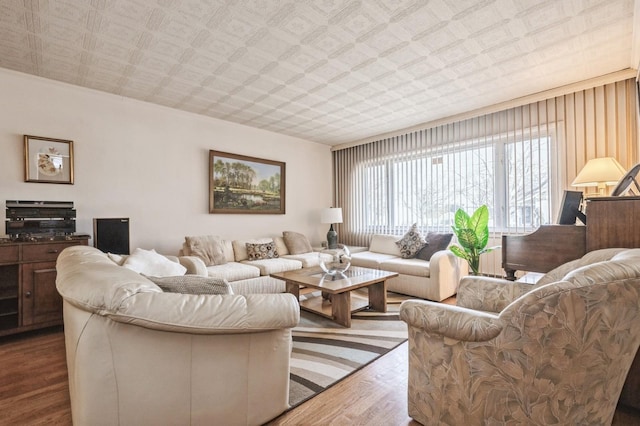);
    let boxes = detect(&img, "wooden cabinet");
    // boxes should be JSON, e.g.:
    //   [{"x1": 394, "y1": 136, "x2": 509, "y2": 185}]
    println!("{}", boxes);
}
[
  {"x1": 585, "y1": 196, "x2": 640, "y2": 251},
  {"x1": 0, "y1": 237, "x2": 88, "y2": 337}
]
